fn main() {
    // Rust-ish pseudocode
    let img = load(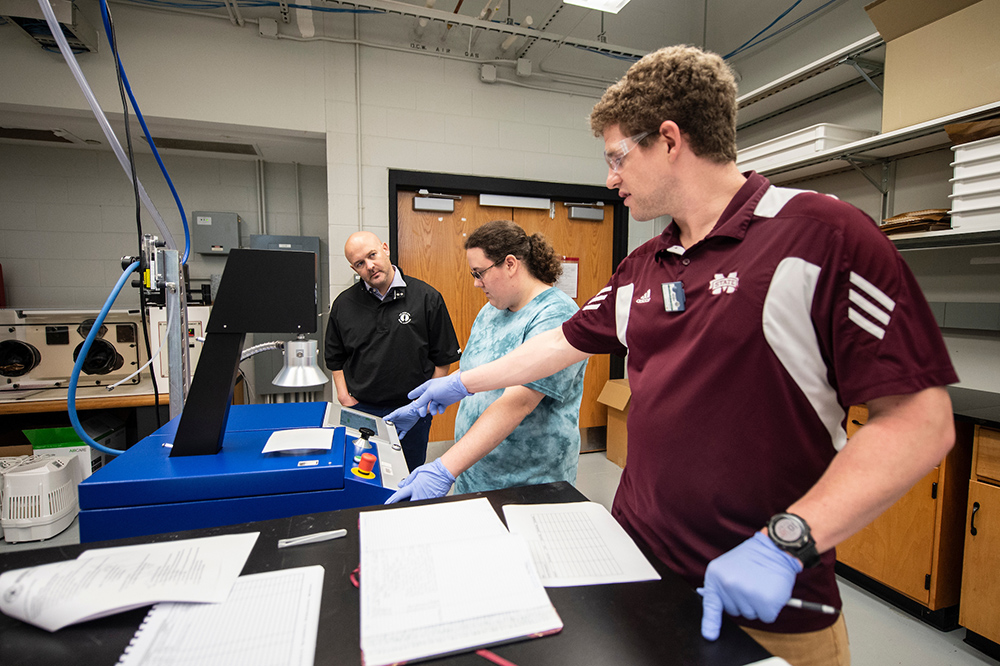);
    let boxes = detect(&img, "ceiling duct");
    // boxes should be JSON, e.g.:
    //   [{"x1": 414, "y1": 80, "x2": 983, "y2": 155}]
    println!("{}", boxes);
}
[
  {"x1": 0, "y1": 0, "x2": 99, "y2": 53},
  {"x1": 143, "y1": 136, "x2": 261, "y2": 157},
  {"x1": 0, "y1": 127, "x2": 73, "y2": 143},
  {"x1": 330, "y1": 0, "x2": 647, "y2": 60}
]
